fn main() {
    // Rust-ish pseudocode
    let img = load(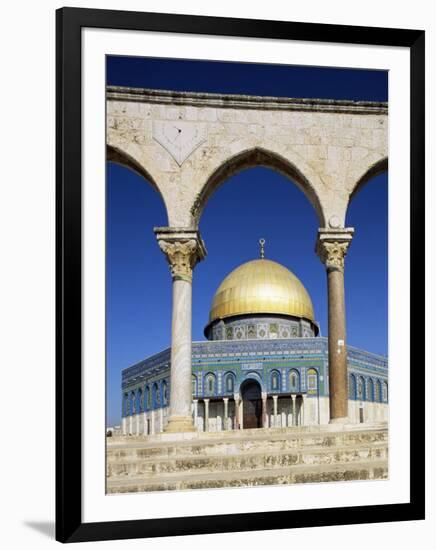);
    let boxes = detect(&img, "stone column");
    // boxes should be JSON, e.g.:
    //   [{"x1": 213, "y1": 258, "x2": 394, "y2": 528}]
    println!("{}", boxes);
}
[
  {"x1": 272, "y1": 395, "x2": 278, "y2": 428},
  {"x1": 122, "y1": 416, "x2": 127, "y2": 435},
  {"x1": 193, "y1": 399, "x2": 198, "y2": 430},
  {"x1": 261, "y1": 393, "x2": 268, "y2": 428},
  {"x1": 129, "y1": 415, "x2": 133, "y2": 435},
  {"x1": 204, "y1": 399, "x2": 210, "y2": 432},
  {"x1": 316, "y1": 228, "x2": 354, "y2": 424},
  {"x1": 143, "y1": 412, "x2": 147, "y2": 435},
  {"x1": 301, "y1": 394, "x2": 307, "y2": 426},
  {"x1": 159, "y1": 408, "x2": 164, "y2": 433},
  {"x1": 155, "y1": 228, "x2": 206, "y2": 433},
  {"x1": 223, "y1": 398, "x2": 229, "y2": 430},
  {"x1": 234, "y1": 394, "x2": 241, "y2": 430},
  {"x1": 291, "y1": 395, "x2": 296, "y2": 426},
  {"x1": 136, "y1": 414, "x2": 140, "y2": 436},
  {"x1": 151, "y1": 410, "x2": 155, "y2": 435}
]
